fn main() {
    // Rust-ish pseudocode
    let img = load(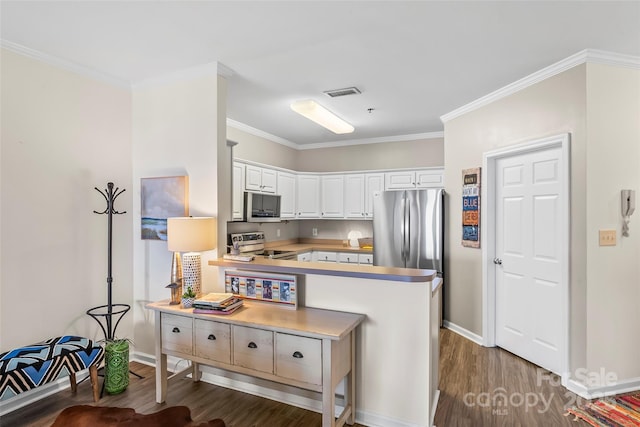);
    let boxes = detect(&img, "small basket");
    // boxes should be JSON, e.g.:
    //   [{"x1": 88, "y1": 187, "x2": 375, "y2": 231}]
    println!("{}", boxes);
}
[{"x1": 358, "y1": 237, "x2": 373, "y2": 248}]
